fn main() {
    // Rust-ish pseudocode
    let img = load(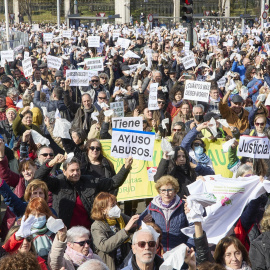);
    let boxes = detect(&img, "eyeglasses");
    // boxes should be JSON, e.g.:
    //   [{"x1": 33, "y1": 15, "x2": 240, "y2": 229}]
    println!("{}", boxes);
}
[
  {"x1": 73, "y1": 239, "x2": 91, "y2": 247},
  {"x1": 89, "y1": 146, "x2": 101, "y2": 151},
  {"x1": 173, "y1": 128, "x2": 182, "y2": 132},
  {"x1": 91, "y1": 80, "x2": 99, "y2": 83},
  {"x1": 98, "y1": 96, "x2": 107, "y2": 100},
  {"x1": 159, "y1": 188, "x2": 175, "y2": 194},
  {"x1": 136, "y1": 241, "x2": 156, "y2": 248},
  {"x1": 158, "y1": 101, "x2": 165, "y2": 104},
  {"x1": 25, "y1": 236, "x2": 33, "y2": 242},
  {"x1": 255, "y1": 122, "x2": 265, "y2": 126},
  {"x1": 193, "y1": 143, "x2": 203, "y2": 147},
  {"x1": 40, "y1": 153, "x2": 54, "y2": 157}
]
